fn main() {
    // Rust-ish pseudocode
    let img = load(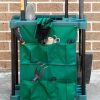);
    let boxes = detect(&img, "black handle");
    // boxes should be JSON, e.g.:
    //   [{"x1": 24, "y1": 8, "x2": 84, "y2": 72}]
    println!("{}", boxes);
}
[
  {"x1": 21, "y1": 0, "x2": 69, "y2": 19},
  {"x1": 20, "y1": 0, "x2": 85, "y2": 19},
  {"x1": 79, "y1": 0, "x2": 84, "y2": 19},
  {"x1": 21, "y1": 0, "x2": 27, "y2": 20},
  {"x1": 65, "y1": 0, "x2": 68, "y2": 18}
]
